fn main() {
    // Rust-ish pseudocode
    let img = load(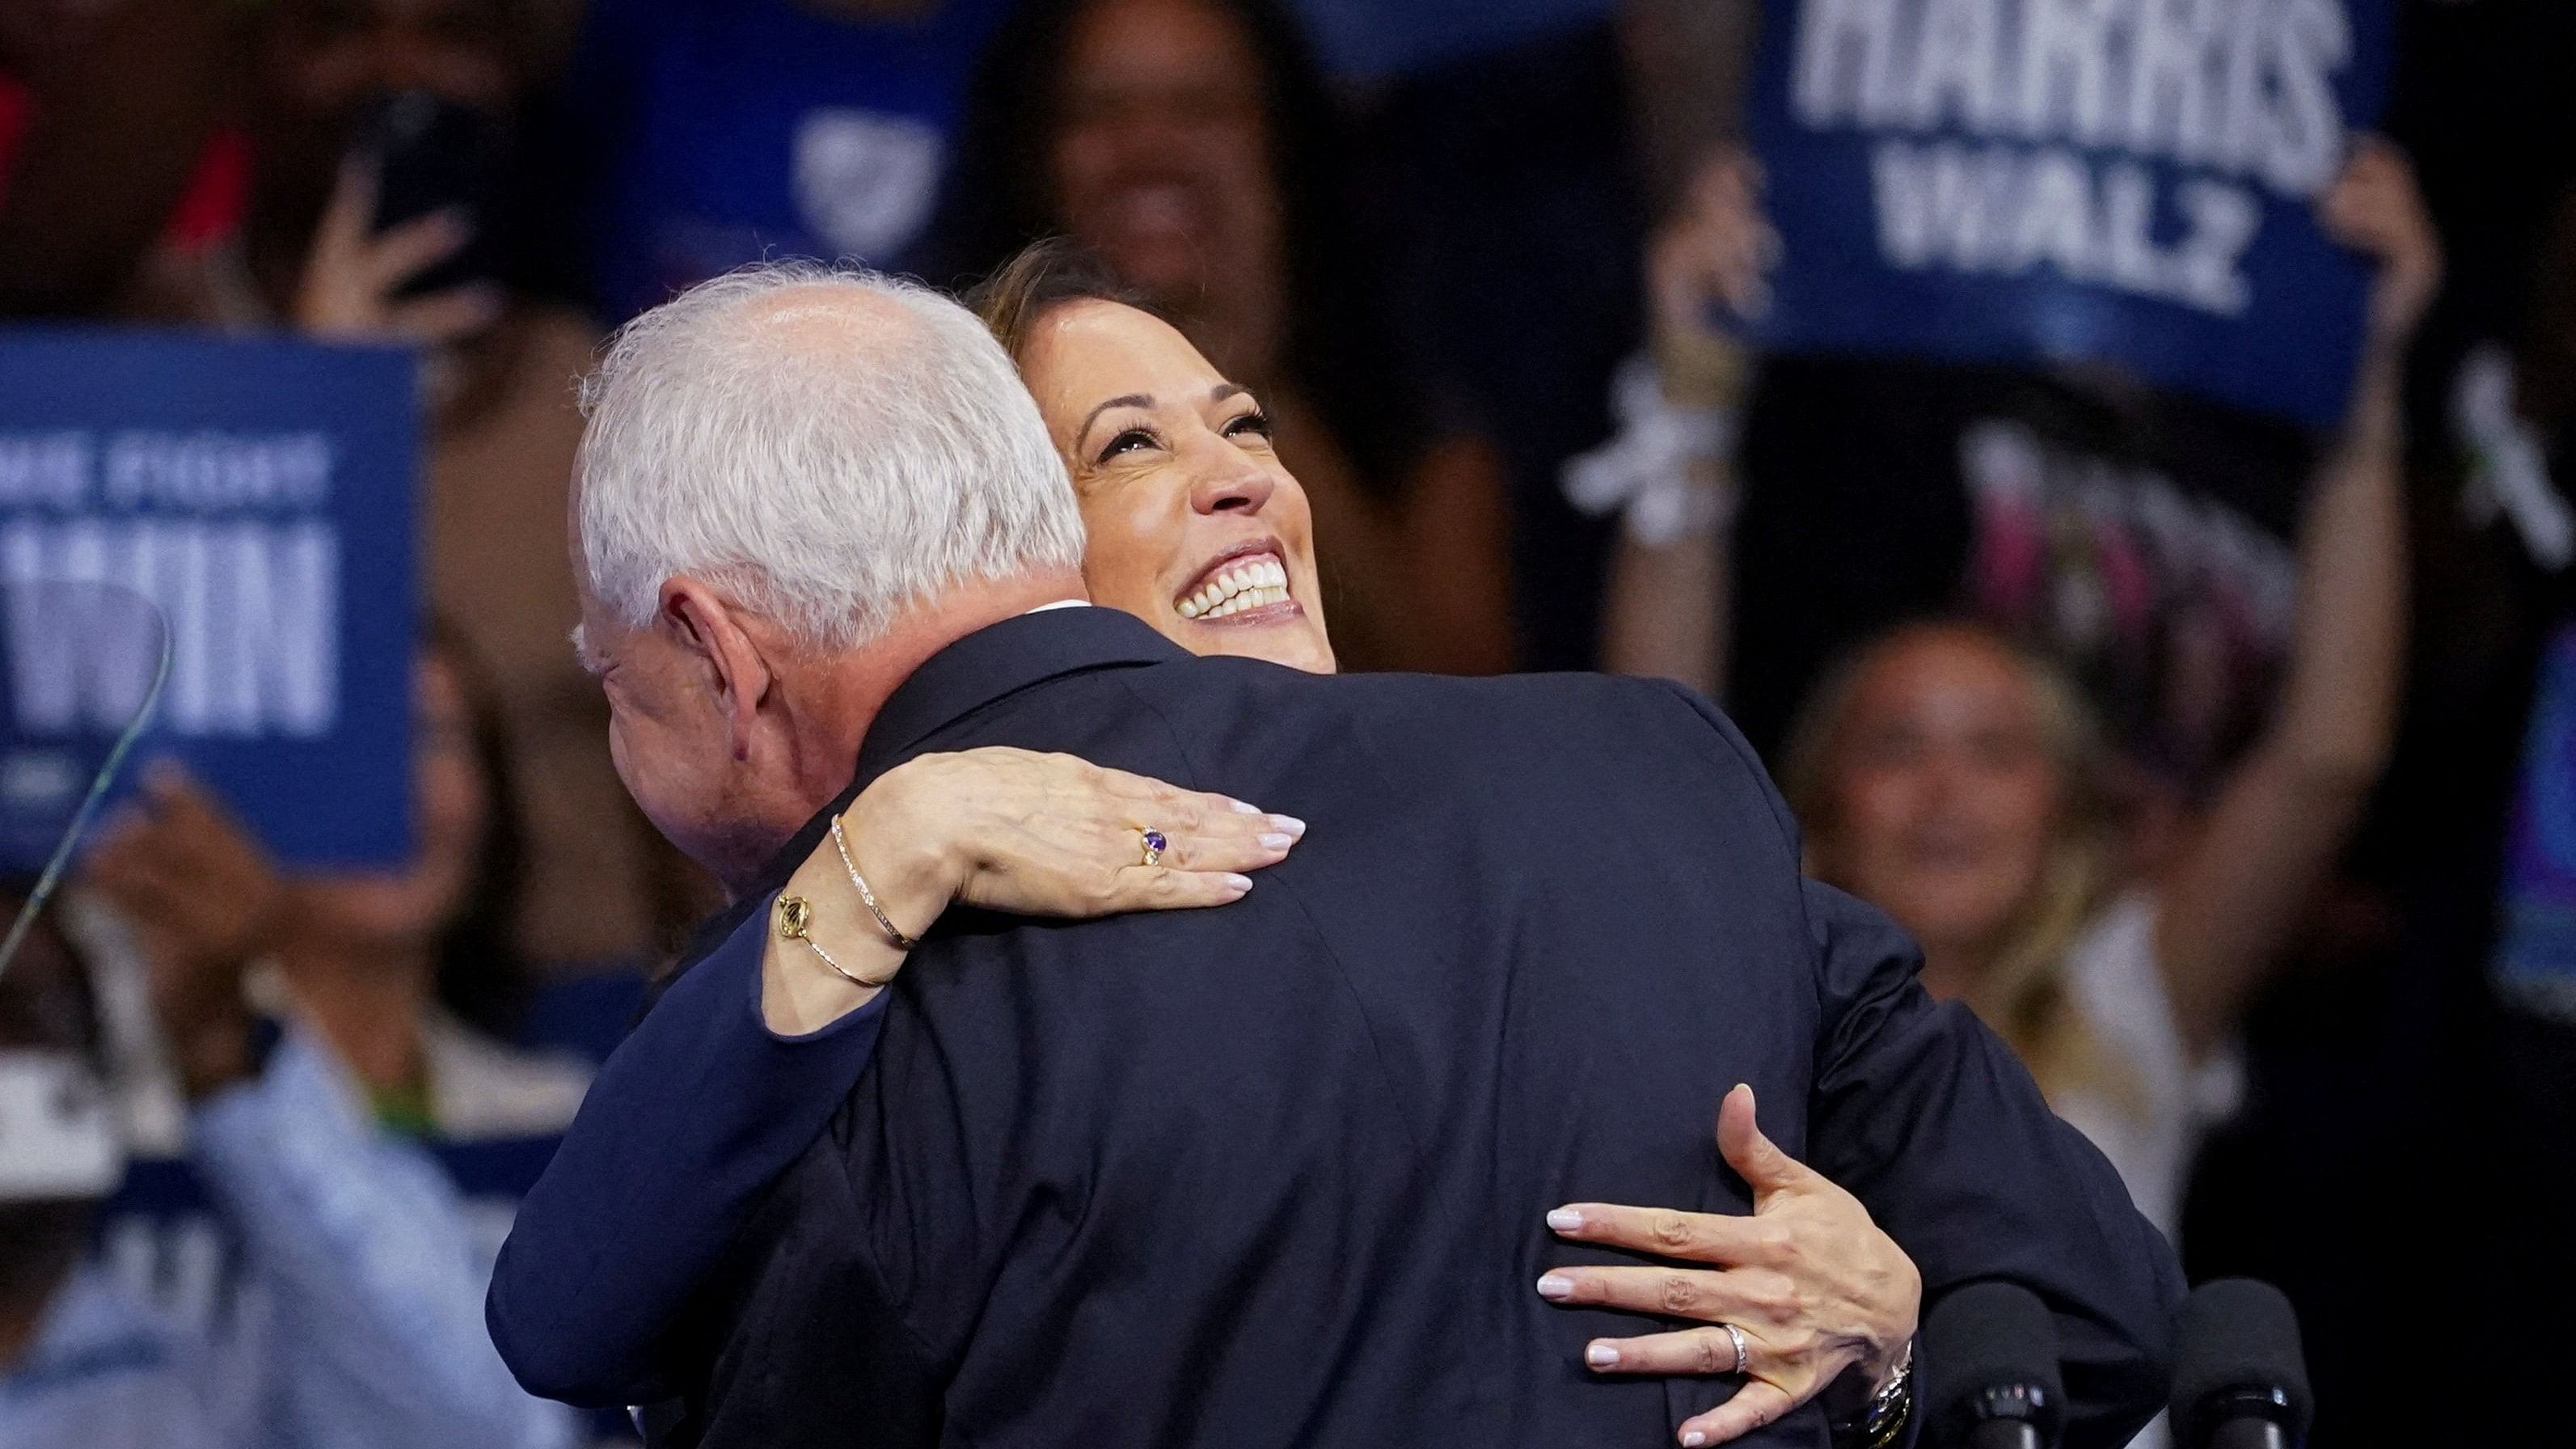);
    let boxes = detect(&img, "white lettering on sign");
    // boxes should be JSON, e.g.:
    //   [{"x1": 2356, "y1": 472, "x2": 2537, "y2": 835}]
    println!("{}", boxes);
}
[
  {"x1": 103, "y1": 430, "x2": 335, "y2": 510},
  {"x1": 2, "y1": 519, "x2": 339, "y2": 737},
  {"x1": 0, "y1": 429, "x2": 335, "y2": 512},
  {"x1": 1792, "y1": 0, "x2": 2358, "y2": 317},
  {"x1": 0, "y1": 433, "x2": 94, "y2": 509},
  {"x1": 1874, "y1": 141, "x2": 2259, "y2": 312}
]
